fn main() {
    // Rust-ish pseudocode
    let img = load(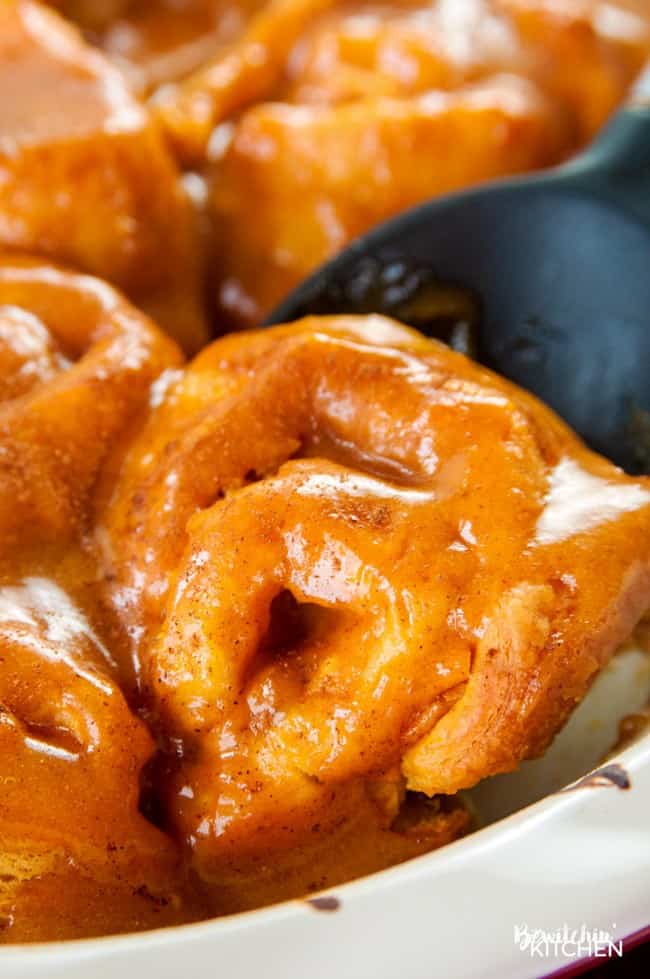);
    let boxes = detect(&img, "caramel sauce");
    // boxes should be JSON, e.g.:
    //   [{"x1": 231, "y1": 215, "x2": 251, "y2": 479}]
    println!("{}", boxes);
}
[
  {"x1": 0, "y1": 0, "x2": 650, "y2": 945},
  {"x1": 1, "y1": 281, "x2": 649, "y2": 938}
]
